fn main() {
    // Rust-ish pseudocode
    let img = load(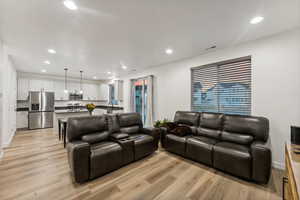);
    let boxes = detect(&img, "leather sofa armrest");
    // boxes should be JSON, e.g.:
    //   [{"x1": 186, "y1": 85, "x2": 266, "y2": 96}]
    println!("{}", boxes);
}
[
  {"x1": 110, "y1": 133, "x2": 130, "y2": 141},
  {"x1": 141, "y1": 127, "x2": 161, "y2": 140},
  {"x1": 251, "y1": 141, "x2": 271, "y2": 184},
  {"x1": 67, "y1": 141, "x2": 90, "y2": 183},
  {"x1": 159, "y1": 127, "x2": 168, "y2": 148}
]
